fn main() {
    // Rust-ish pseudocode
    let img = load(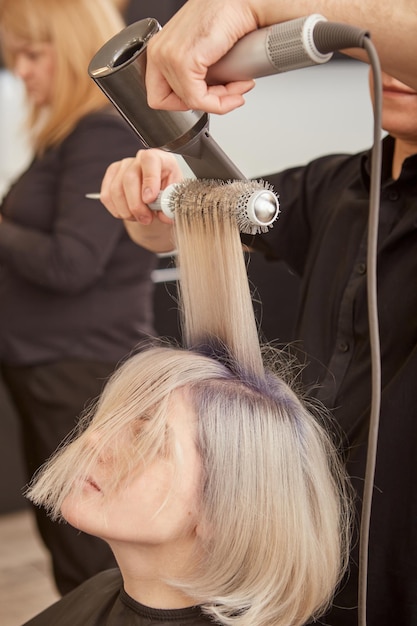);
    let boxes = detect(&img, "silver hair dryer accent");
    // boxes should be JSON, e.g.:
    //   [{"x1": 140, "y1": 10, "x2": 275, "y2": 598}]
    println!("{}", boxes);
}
[
  {"x1": 88, "y1": 16, "x2": 368, "y2": 180},
  {"x1": 207, "y1": 14, "x2": 368, "y2": 83}
]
